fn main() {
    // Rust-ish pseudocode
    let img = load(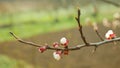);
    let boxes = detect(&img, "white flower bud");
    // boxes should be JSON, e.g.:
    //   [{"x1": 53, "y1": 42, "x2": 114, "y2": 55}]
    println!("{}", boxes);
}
[
  {"x1": 105, "y1": 32, "x2": 110, "y2": 39},
  {"x1": 60, "y1": 37, "x2": 68, "y2": 45},
  {"x1": 53, "y1": 52, "x2": 61, "y2": 61},
  {"x1": 105, "y1": 30, "x2": 115, "y2": 39}
]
